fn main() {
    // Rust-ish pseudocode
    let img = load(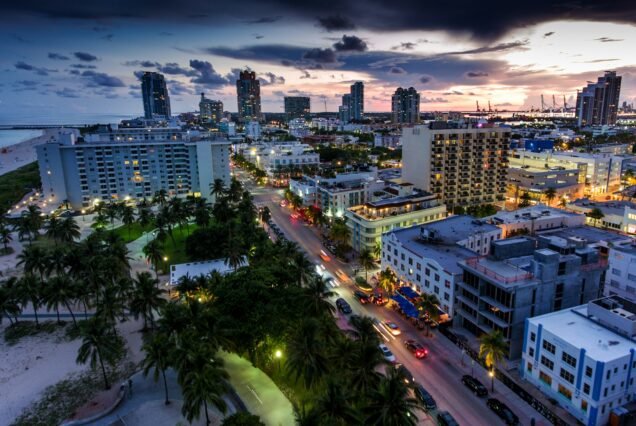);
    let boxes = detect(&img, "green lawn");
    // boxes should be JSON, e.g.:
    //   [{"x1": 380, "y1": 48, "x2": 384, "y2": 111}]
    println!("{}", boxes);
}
[
  {"x1": 0, "y1": 162, "x2": 41, "y2": 213},
  {"x1": 111, "y1": 222, "x2": 155, "y2": 243},
  {"x1": 161, "y1": 223, "x2": 198, "y2": 267}
]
